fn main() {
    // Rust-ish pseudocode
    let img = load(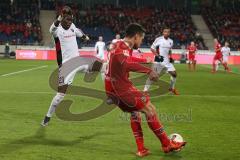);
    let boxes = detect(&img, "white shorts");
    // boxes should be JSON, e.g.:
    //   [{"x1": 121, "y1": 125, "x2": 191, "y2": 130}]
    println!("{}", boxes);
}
[
  {"x1": 97, "y1": 52, "x2": 104, "y2": 60},
  {"x1": 223, "y1": 56, "x2": 228, "y2": 63},
  {"x1": 58, "y1": 64, "x2": 89, "y2": 86},
  {"x1": 163, "y1": 62, "x2": 176, "y2": 72},
  {"x1": 152, "y1": 62, "x2": 176, "y2": 75}
]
